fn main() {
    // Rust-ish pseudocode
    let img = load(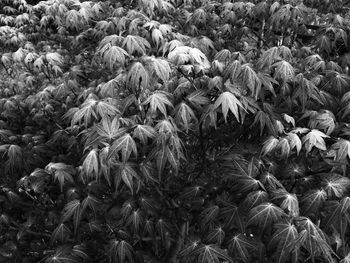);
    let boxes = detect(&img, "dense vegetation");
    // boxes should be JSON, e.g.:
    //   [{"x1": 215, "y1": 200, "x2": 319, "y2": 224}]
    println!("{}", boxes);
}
[{"x1": 1, "y1": 0, "x2": 350, "y2": 262}]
